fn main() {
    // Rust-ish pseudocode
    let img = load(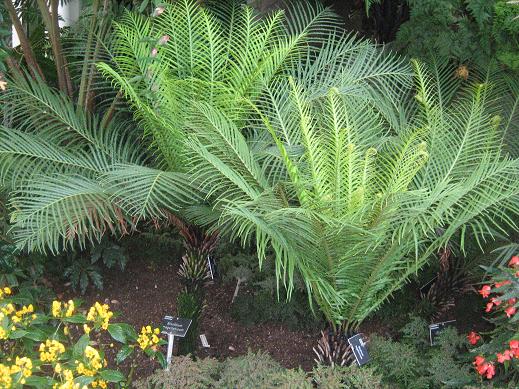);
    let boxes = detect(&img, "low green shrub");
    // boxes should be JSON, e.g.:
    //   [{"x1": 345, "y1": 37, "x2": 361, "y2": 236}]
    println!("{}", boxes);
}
[
  {"x1": 136, "y1": 350, "x2": 386, "y2": 389},
  {"x1": 369, "y1": 317, "x2": 478, "y2": 388}
]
